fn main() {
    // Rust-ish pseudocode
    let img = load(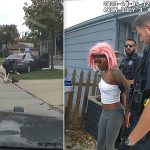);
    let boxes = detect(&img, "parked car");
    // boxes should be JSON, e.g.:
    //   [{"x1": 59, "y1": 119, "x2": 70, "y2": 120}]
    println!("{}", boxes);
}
[
  {"x1": 38, "y1": 53, "x2": 49, "y2": 68},
  {"x1": 3, "y1": 53, "x2": 38, "y2": 73},
  {"x1": 3, "y1": 53, "x2": 62, "y2": 73},
  {"x1": 37, "y1": 53, "x2": 63, "y2": 68}
]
